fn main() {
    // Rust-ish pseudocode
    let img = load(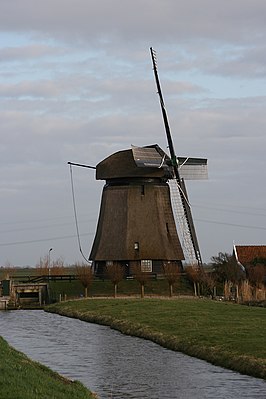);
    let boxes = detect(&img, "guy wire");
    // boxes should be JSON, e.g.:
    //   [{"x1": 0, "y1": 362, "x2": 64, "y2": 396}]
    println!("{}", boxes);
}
[{"x1": 69, "y1": 163, "x2": 90, "y2": 264}]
